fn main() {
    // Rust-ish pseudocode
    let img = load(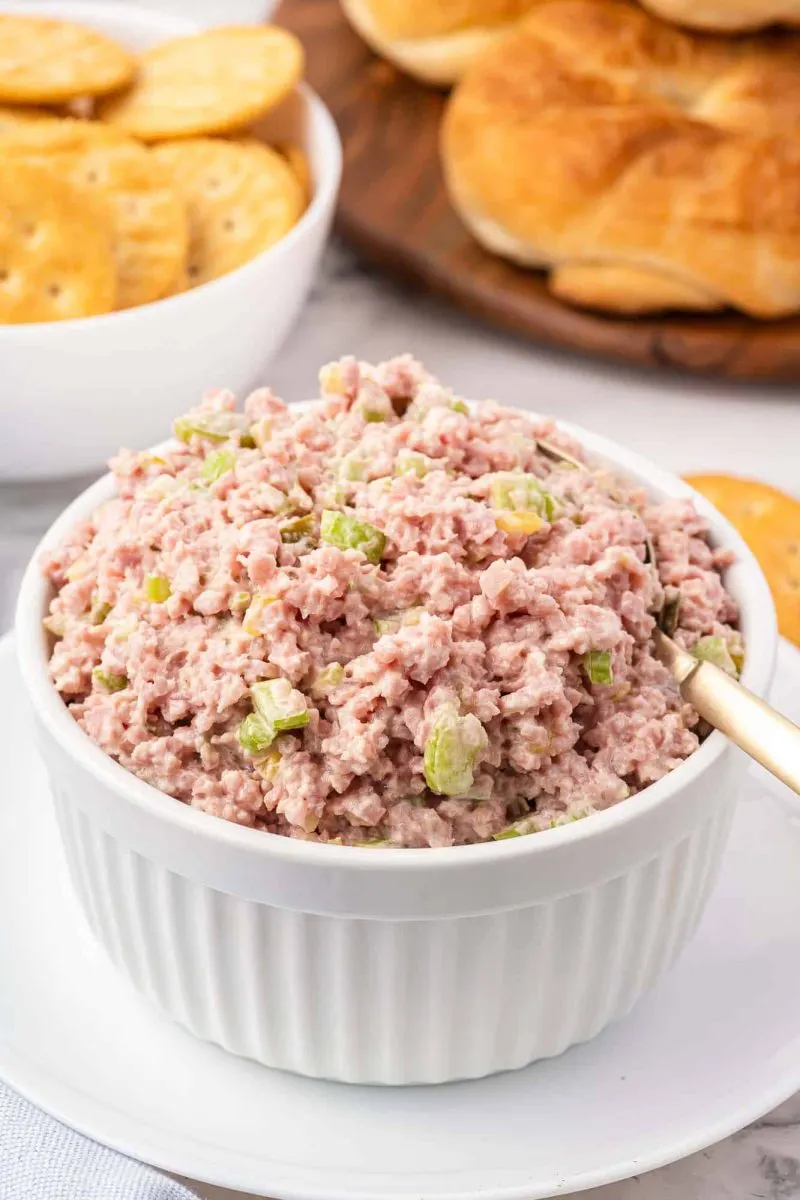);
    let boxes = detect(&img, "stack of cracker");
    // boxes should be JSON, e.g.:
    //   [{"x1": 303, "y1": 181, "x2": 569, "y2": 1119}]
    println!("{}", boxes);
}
[{"x1": 0, "y1": 14, "x2": 310, "y2": 322}]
